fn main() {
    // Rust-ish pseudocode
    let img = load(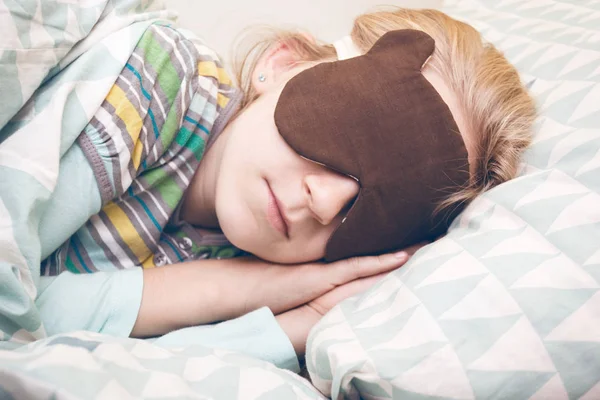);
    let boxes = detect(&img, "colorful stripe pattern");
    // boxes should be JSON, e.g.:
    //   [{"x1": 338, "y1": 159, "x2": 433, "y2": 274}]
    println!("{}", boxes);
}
[{"x1": 42, "y1": 24, "x2": 244, "y2": 275}]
